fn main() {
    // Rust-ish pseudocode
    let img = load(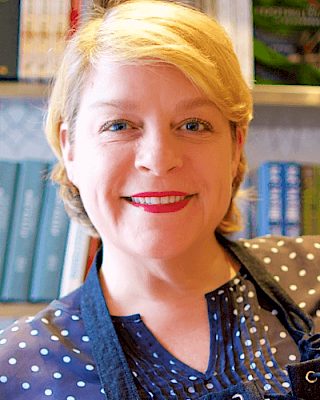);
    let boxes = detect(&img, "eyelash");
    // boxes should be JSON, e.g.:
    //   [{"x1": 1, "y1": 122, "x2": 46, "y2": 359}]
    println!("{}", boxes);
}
[{"x1": 99, "y1": 118, "x2": 213, "y2": 134}]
